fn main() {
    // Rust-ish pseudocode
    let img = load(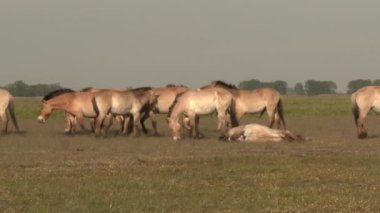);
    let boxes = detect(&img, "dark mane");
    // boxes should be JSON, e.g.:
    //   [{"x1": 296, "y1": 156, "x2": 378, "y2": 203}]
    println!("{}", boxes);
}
[
  {"x1": 212, "y1": 80, "x2": 238, "y2": 89},
  {"x1": 42, "y1": 88, "x2": 75, "y2": 101},
  {"x1": 132, "y1": 87, "x2": 152, "y2": 92},
  {"x1": 168, "y1": 92, "x2": 186, "y2": 118},
  {"x1": 166, "y1": 84, "x2": 187, "y2": 88},
  {"x1": 80, "y1": 87, "x2": 95, "y2": 92}
]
